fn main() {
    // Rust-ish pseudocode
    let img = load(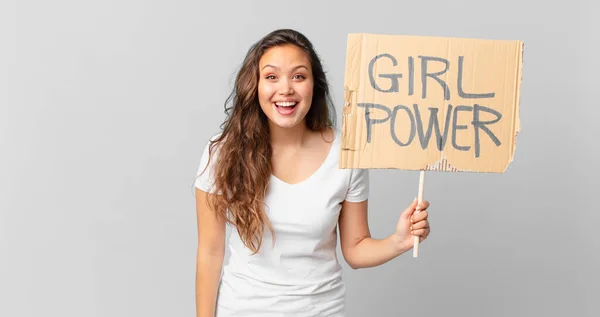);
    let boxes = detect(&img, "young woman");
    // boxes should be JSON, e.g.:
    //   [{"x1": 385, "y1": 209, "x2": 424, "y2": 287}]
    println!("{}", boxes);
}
[{"x1": 194, "y1": 29, "x2": 431, "y2": 317}]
